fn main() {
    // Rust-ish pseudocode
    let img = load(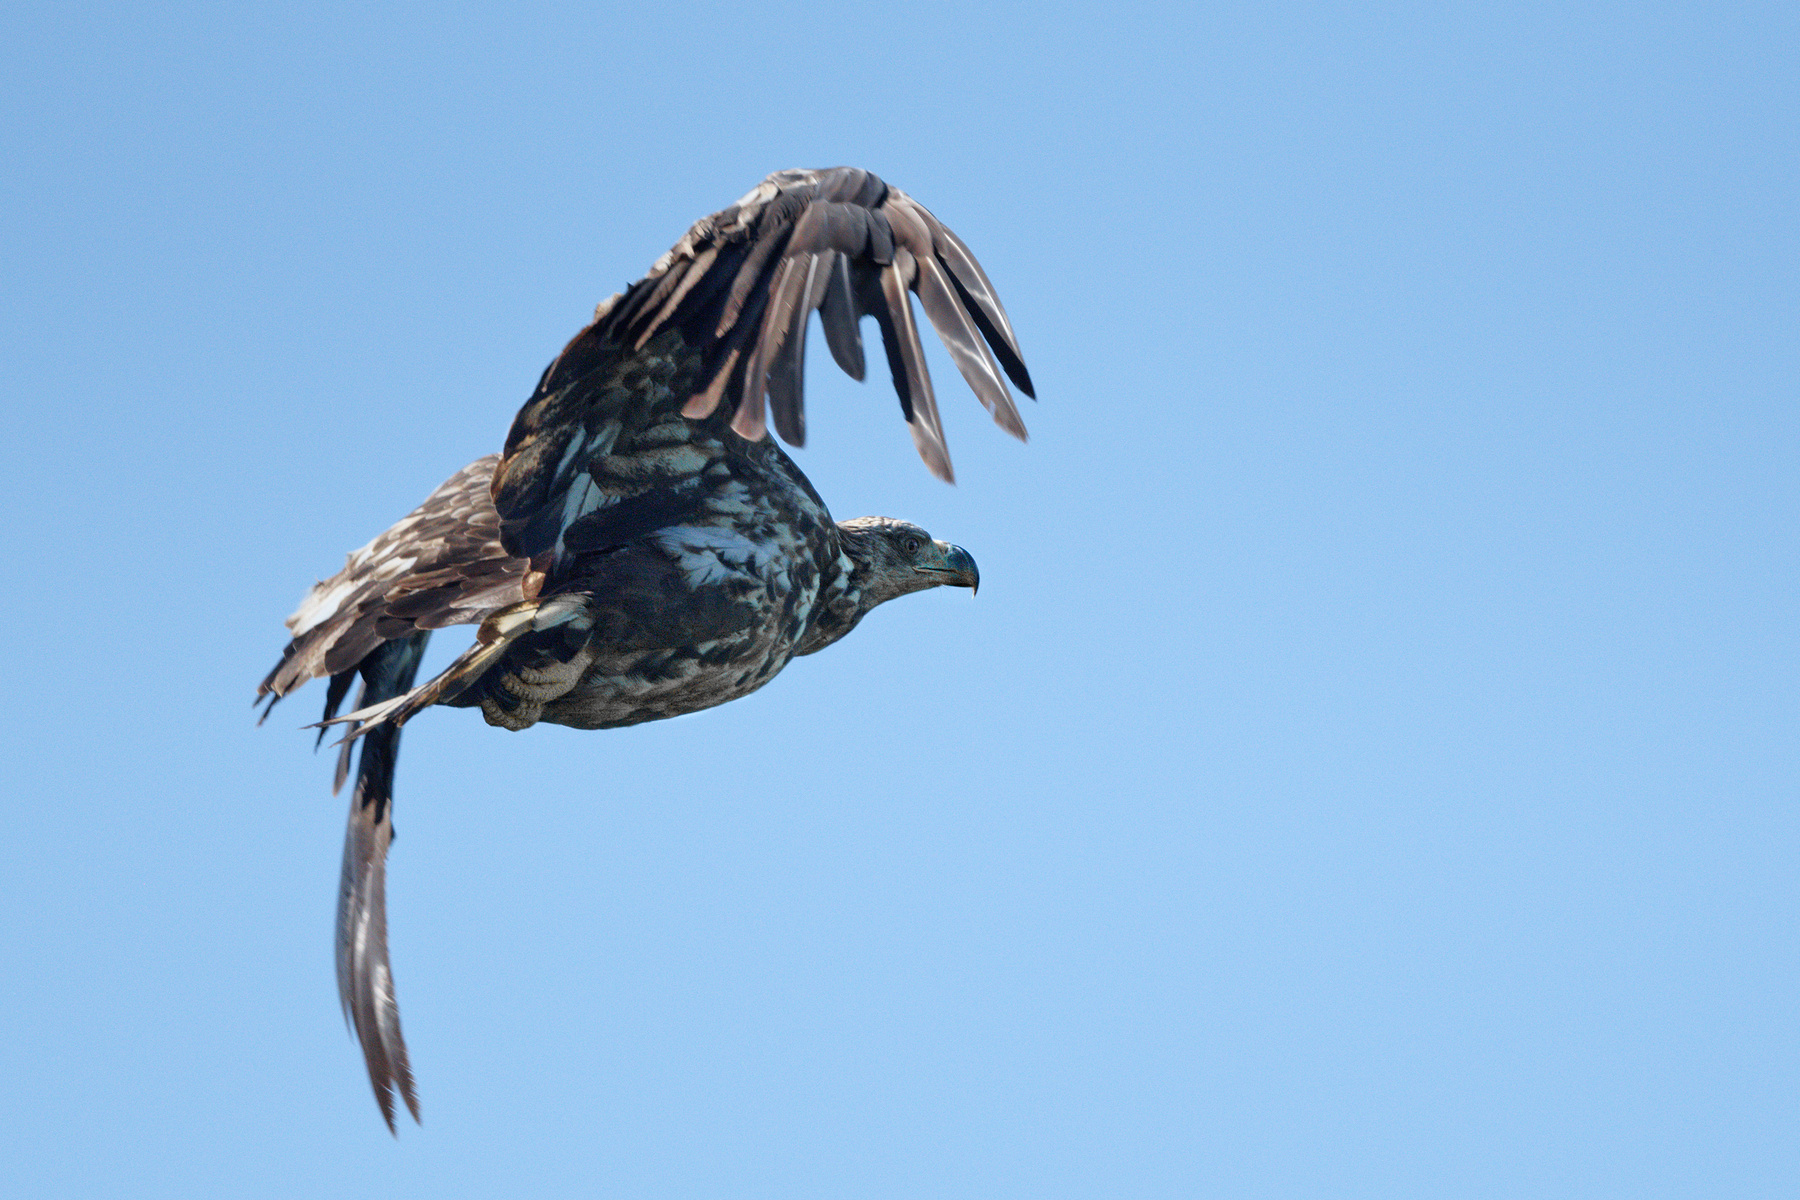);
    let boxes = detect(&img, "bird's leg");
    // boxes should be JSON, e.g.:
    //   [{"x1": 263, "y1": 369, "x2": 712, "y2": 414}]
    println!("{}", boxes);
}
[{"x1": 464, "y1": 594, "x2": 599, "y2": 731}]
